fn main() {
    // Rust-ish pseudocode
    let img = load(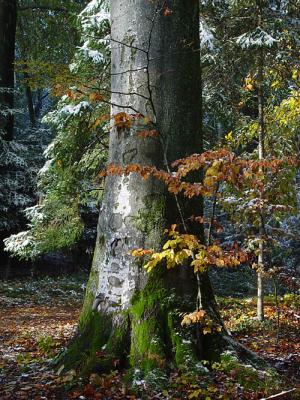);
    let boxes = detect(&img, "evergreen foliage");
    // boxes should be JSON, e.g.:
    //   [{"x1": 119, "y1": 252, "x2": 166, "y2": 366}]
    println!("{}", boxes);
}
[{"x1": 4, "y1": 0, "x2": 110, "y2": 259}]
